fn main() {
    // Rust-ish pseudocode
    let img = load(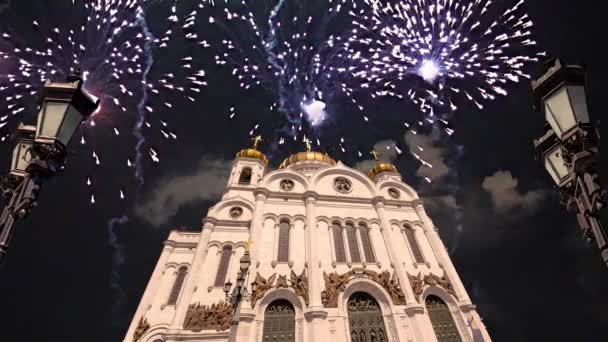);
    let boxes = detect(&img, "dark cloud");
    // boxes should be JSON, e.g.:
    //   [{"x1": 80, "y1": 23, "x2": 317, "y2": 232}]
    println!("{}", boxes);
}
[
  {"x1": 481, "y1": 170, "x2": 547, "y2": 213},
  {"x1": 134, "y1": 158, "x2": 231, "y2": 227},
  {"x1": 0, "y1": 0, "x2": 10, "y2": 14}
]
